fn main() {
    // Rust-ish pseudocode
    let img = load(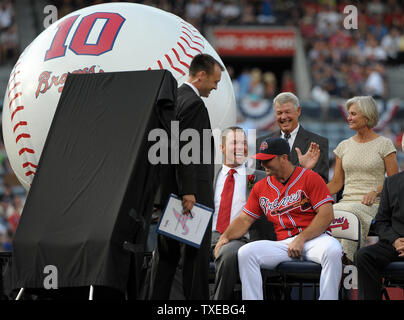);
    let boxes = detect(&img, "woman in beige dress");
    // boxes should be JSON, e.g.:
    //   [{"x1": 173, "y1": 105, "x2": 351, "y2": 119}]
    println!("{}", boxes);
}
[{"x1": 327, "y1": 96, "x2": 398, "y2": 261}]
